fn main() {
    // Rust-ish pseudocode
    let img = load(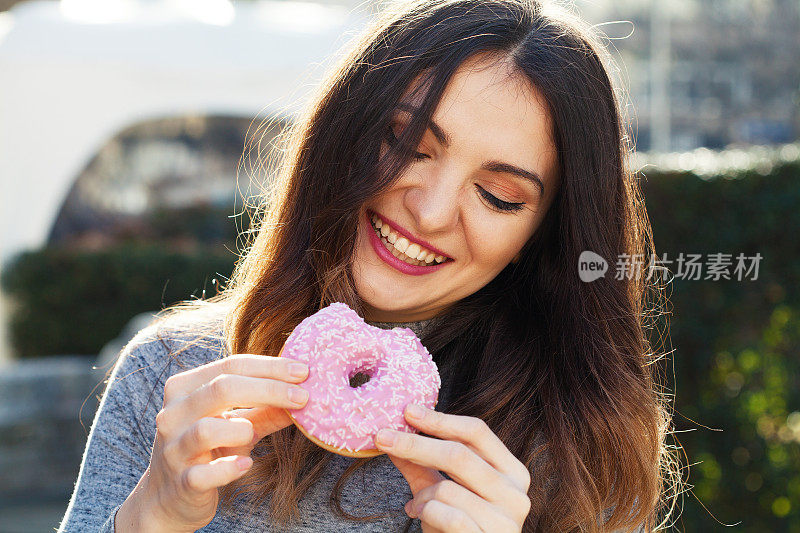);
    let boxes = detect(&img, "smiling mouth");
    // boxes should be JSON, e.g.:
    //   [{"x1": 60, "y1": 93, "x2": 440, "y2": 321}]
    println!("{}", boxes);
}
[{"x1": 368, "y1": 212, "x2": 450, "y2": 267}]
